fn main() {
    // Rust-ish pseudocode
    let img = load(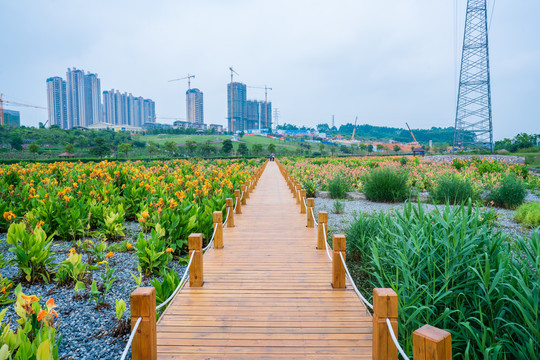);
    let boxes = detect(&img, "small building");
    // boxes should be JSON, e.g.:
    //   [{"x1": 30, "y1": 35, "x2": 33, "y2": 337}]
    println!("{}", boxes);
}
[
  {"x1": 208, "y1": 124, "x2": 224, "y2": 133},
  {"x1": 412, "y1": 147, "x2": 426, "y2": 157},
  {"x1": 57, "y1": 152, "x2": 76, "y2": 158}
]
